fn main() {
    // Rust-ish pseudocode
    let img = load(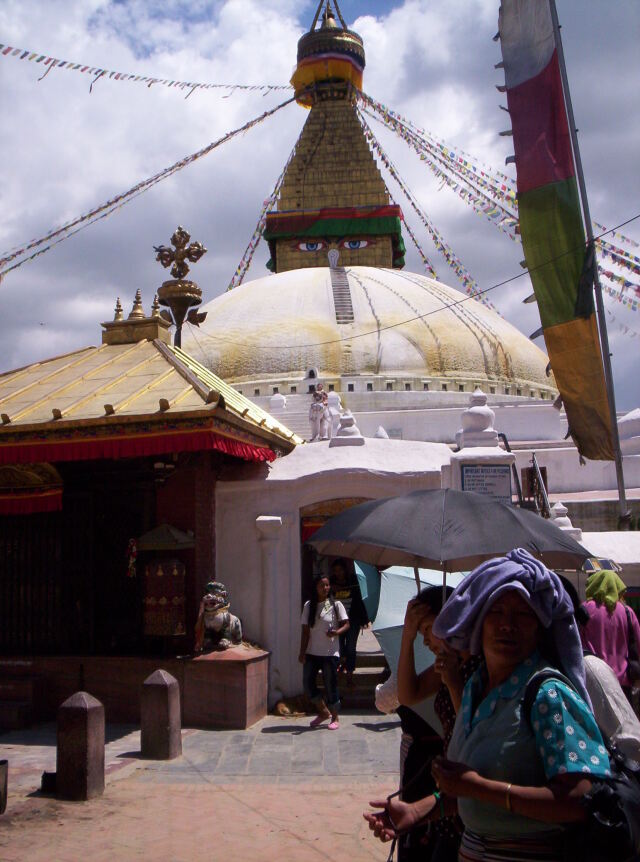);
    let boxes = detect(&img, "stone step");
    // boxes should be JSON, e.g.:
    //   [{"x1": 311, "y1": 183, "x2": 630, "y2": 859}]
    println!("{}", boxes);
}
[
  {"x1": 330, "y1": 266, "x2": 354, "y2": 324},
  {"x1": 340, "y1": 666, "x2": 388, "y2": 688},
  {"x1": 269, "y1": 411, "x2": 310, "y2": 440},
  {"x1": 356, "y1": 651, "x2": 388, "y2": 669}
]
